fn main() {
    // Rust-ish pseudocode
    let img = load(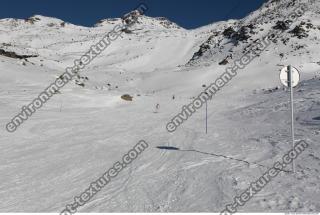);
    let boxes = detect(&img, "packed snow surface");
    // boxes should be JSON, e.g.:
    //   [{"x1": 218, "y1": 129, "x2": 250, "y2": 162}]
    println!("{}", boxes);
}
[{"x1": 0, "y1": 0, "x2": 319, "y2": 212}]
